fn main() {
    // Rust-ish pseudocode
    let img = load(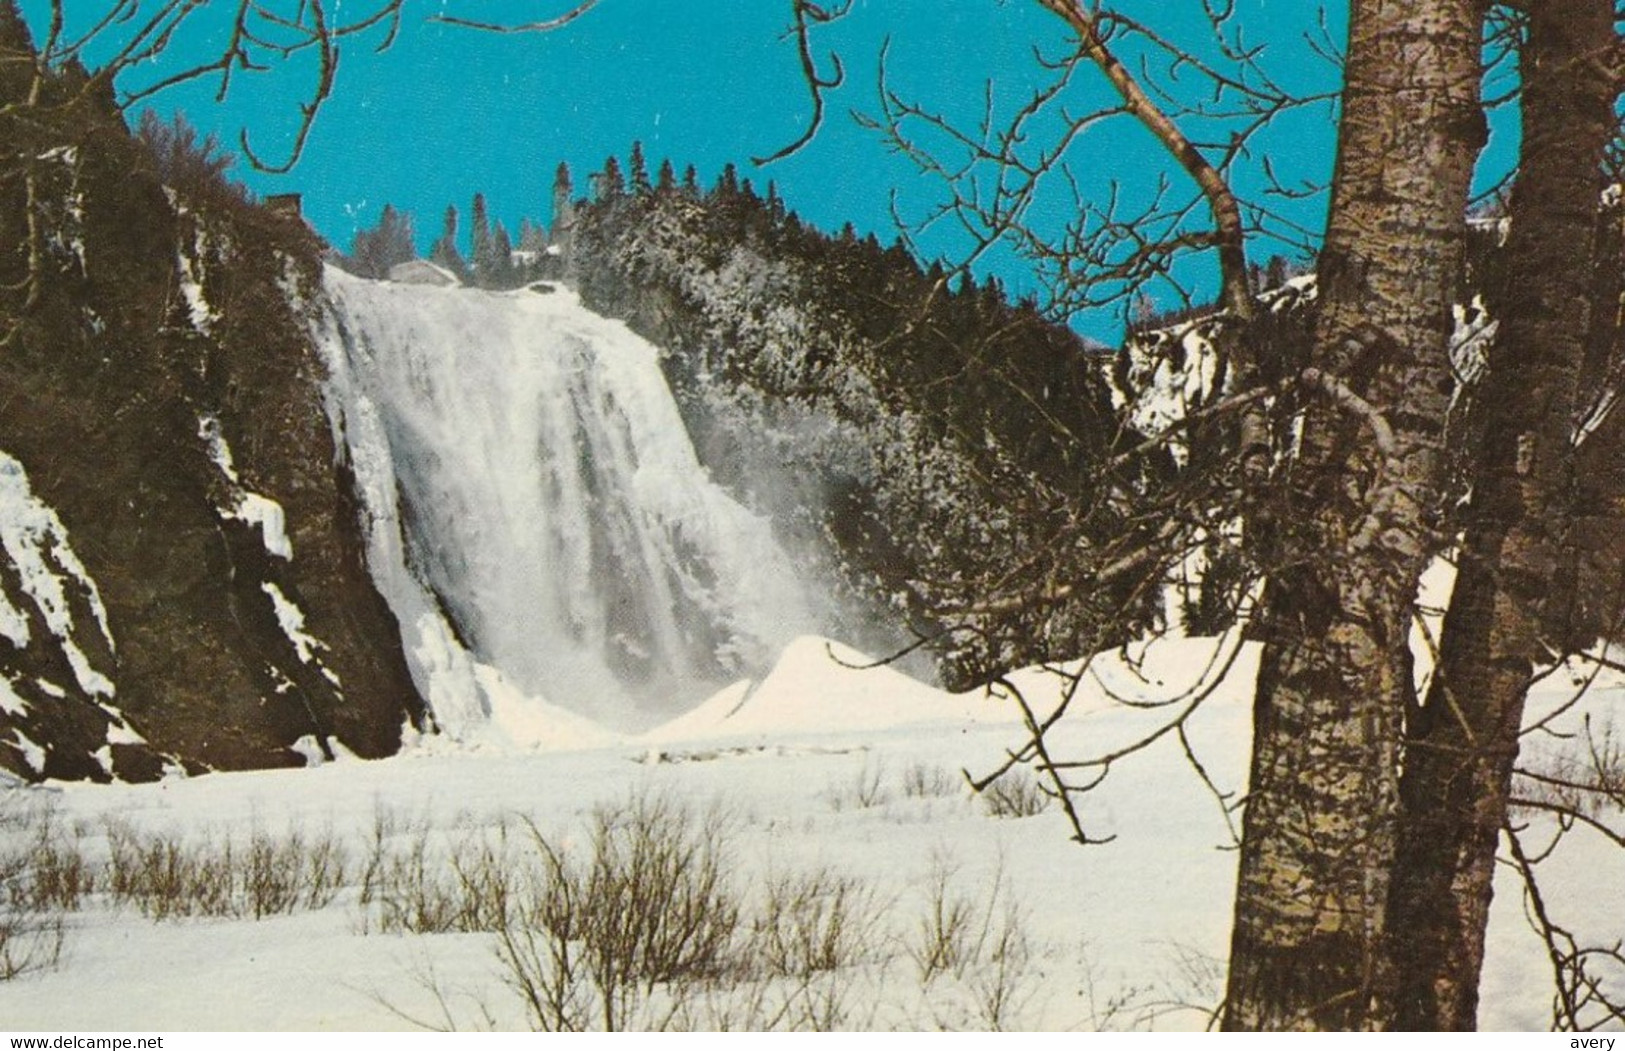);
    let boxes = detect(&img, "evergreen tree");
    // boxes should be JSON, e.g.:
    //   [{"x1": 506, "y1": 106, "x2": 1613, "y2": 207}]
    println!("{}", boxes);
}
[
  {"x1": 488, "y1": 221, "x2": 517, "y2": 288},
  {"x1": 430, "y1": 203, "x2": 469, "y2": 281},
  {"x1": 628, "y1": 140, "x2": 651, "y2": 195},
  {"x1": 1264, "y1": 254, "x2": 1288, "y2": 290},
  {"x1": 594, "y1": 155, "x2": 625, "y2": 200},
  {"x1": 681, "y1": 164, "x2": 699, "y2": 195},
  {"x1": 517, "y1": 217, "x2": 547, "y2": 253},
  {"x1": 0, "y1": 0, "x2": 36, "y2": 101},
  {"x1": 470, "y1": 192, "x2": 497, "y2": 286},
  {"x1": 349, "y1": 203, "x2": 416, "y2": 278},
  {"x1": 716, "y1": 162, "x2": 739, "y2": 198},
  {"x1": 550, "y1": 161, "x2": 575, "y2": 243},
  {"x1": 656, "y1": 158, "x2": 676, "y2": 194}
]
